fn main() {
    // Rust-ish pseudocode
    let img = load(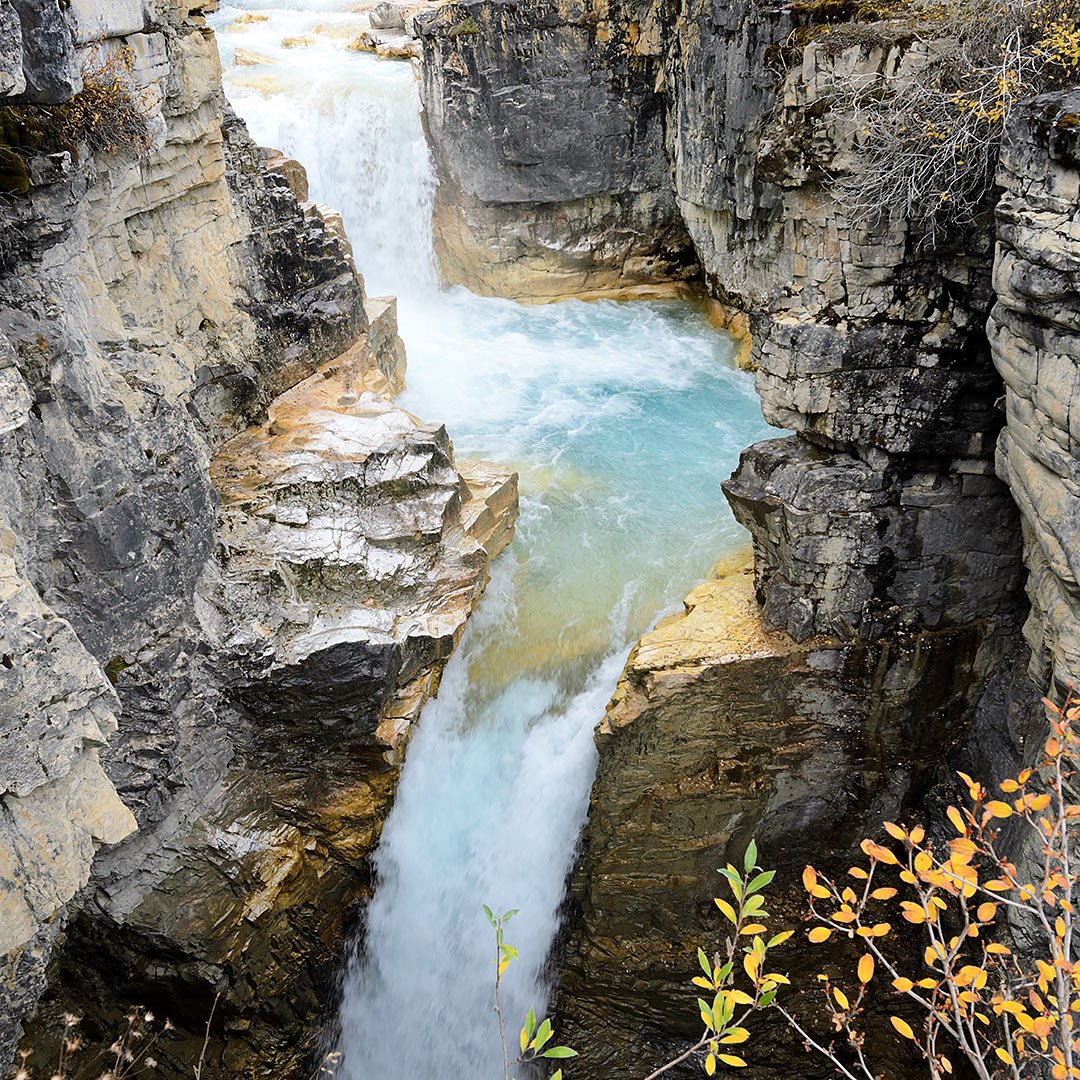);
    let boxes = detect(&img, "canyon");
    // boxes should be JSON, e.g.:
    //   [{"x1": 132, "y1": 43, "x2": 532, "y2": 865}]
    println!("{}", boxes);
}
[{"x1": 0, "y1": 0, "x2": 1076, "y2": 1078}]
